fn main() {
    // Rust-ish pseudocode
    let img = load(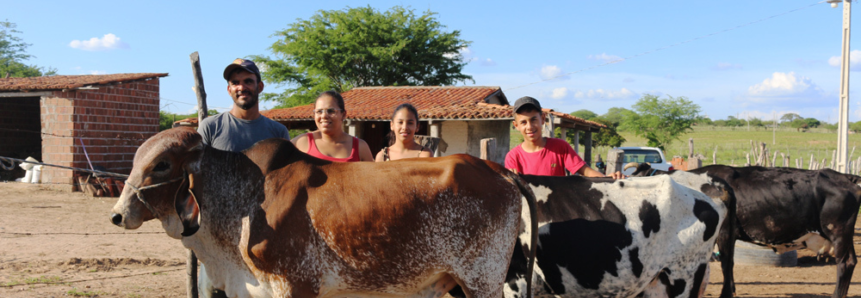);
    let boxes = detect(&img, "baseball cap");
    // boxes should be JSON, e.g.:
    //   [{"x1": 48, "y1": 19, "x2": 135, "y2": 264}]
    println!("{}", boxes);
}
[
  {"x1": 223, "y1": 58, "x2": 261, "y2": 81},
  {"x1": 512, "y1": 96, "x2": 542, "y2": 113}
]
